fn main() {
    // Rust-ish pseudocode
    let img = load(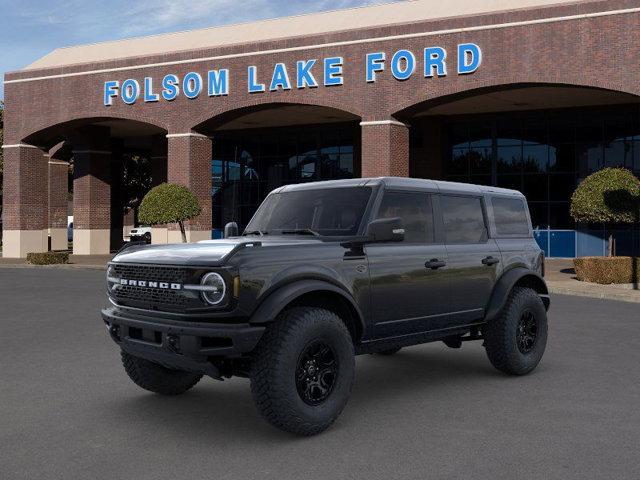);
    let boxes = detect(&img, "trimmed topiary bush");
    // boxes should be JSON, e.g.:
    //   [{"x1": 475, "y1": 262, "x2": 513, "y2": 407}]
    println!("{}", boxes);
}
[
  {"x1": 574, "y1": 256, "x2": 639, "y2": 284},
  {"x1": 27, "y1": 251, "x2": 69, "y2": 265},
  {"x1": 138, "y1": 183, "x2": 202, "y2": 243},
  {"x1": 570, "y1": 168, "x2": 640, "y2": 256}
]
